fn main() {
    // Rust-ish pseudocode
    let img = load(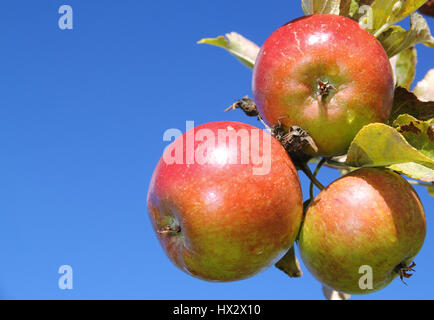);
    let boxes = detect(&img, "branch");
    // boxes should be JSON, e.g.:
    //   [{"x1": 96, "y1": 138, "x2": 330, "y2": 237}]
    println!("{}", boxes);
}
[
  {"x1": 300, "y1": 163, "x2": 325, "y2": 191},
  {"x1": 309, "y1": 158, "x2": 327, "y2": 199},
  {"x1": 325, "y1": 159, "x2": 353, "y2": 168}
]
